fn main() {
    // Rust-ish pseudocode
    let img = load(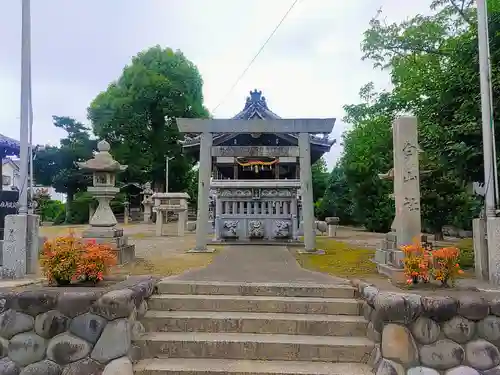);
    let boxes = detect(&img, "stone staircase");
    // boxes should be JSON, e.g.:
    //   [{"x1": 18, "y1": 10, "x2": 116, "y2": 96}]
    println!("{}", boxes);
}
[{"x1": 133, "y1": 280, "x2": 374, "y2": 375}]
